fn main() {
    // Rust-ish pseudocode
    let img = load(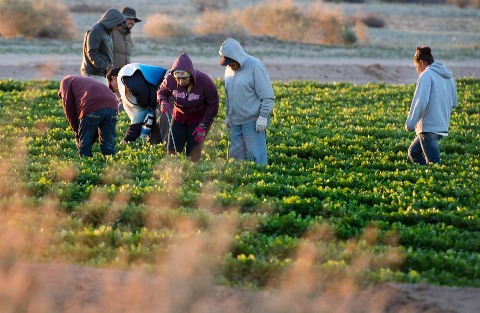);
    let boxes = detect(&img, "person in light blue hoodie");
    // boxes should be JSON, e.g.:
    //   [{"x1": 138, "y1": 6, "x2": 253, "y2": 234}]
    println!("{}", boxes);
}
[
  {"x1": 405, "y1": 46, "x2": 458, "y2": 165},
  {"x1": 219, "y1": 38, "x2": 275, "y2": 165}
]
